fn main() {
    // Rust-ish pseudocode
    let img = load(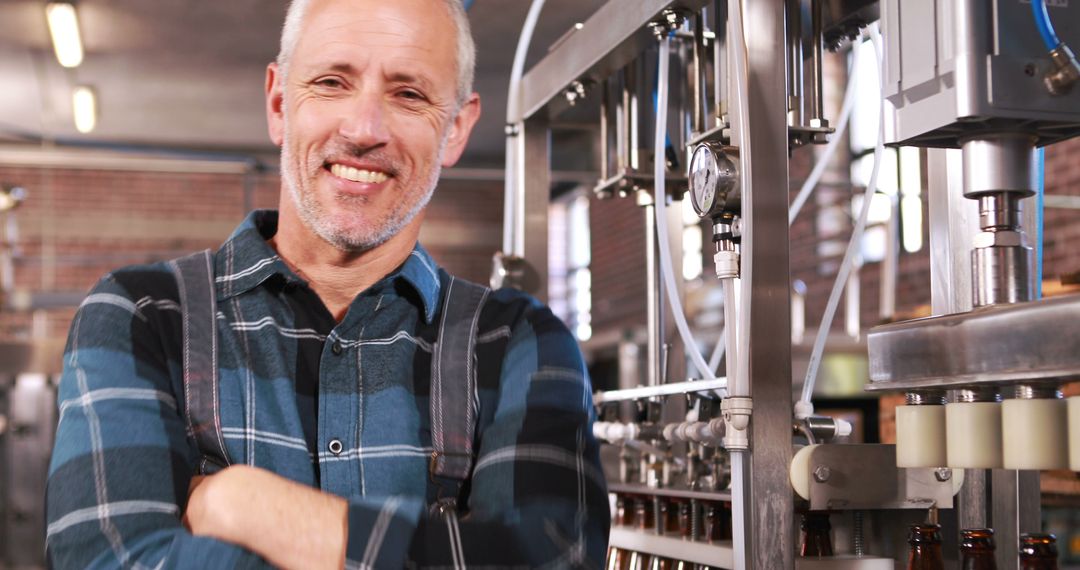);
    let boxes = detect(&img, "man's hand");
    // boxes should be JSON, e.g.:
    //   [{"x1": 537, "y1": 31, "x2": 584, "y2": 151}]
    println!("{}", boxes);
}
[{"x1": 183, "y1": 465, "x2": 348, "y2": 570}]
